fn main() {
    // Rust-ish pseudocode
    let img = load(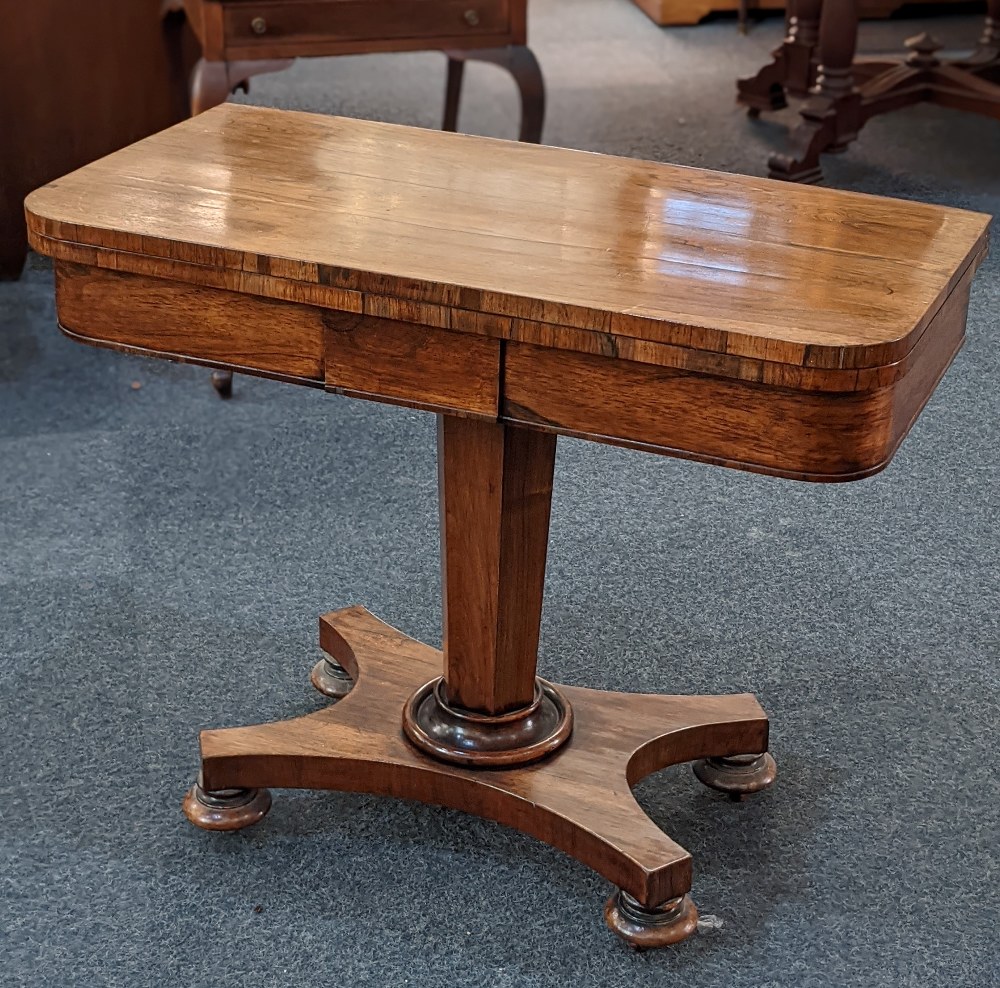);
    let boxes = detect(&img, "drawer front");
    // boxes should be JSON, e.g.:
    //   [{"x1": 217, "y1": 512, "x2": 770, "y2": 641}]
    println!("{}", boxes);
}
[
  {"x1": 502, "y1": 342, "x2": 895, "y2": 482},
  {"x1": 224, "y1": 0, "x2": 511, "y2": 49},
  {"x1": 325, "y1": 311, "x2": 501, "y2": 417}
]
